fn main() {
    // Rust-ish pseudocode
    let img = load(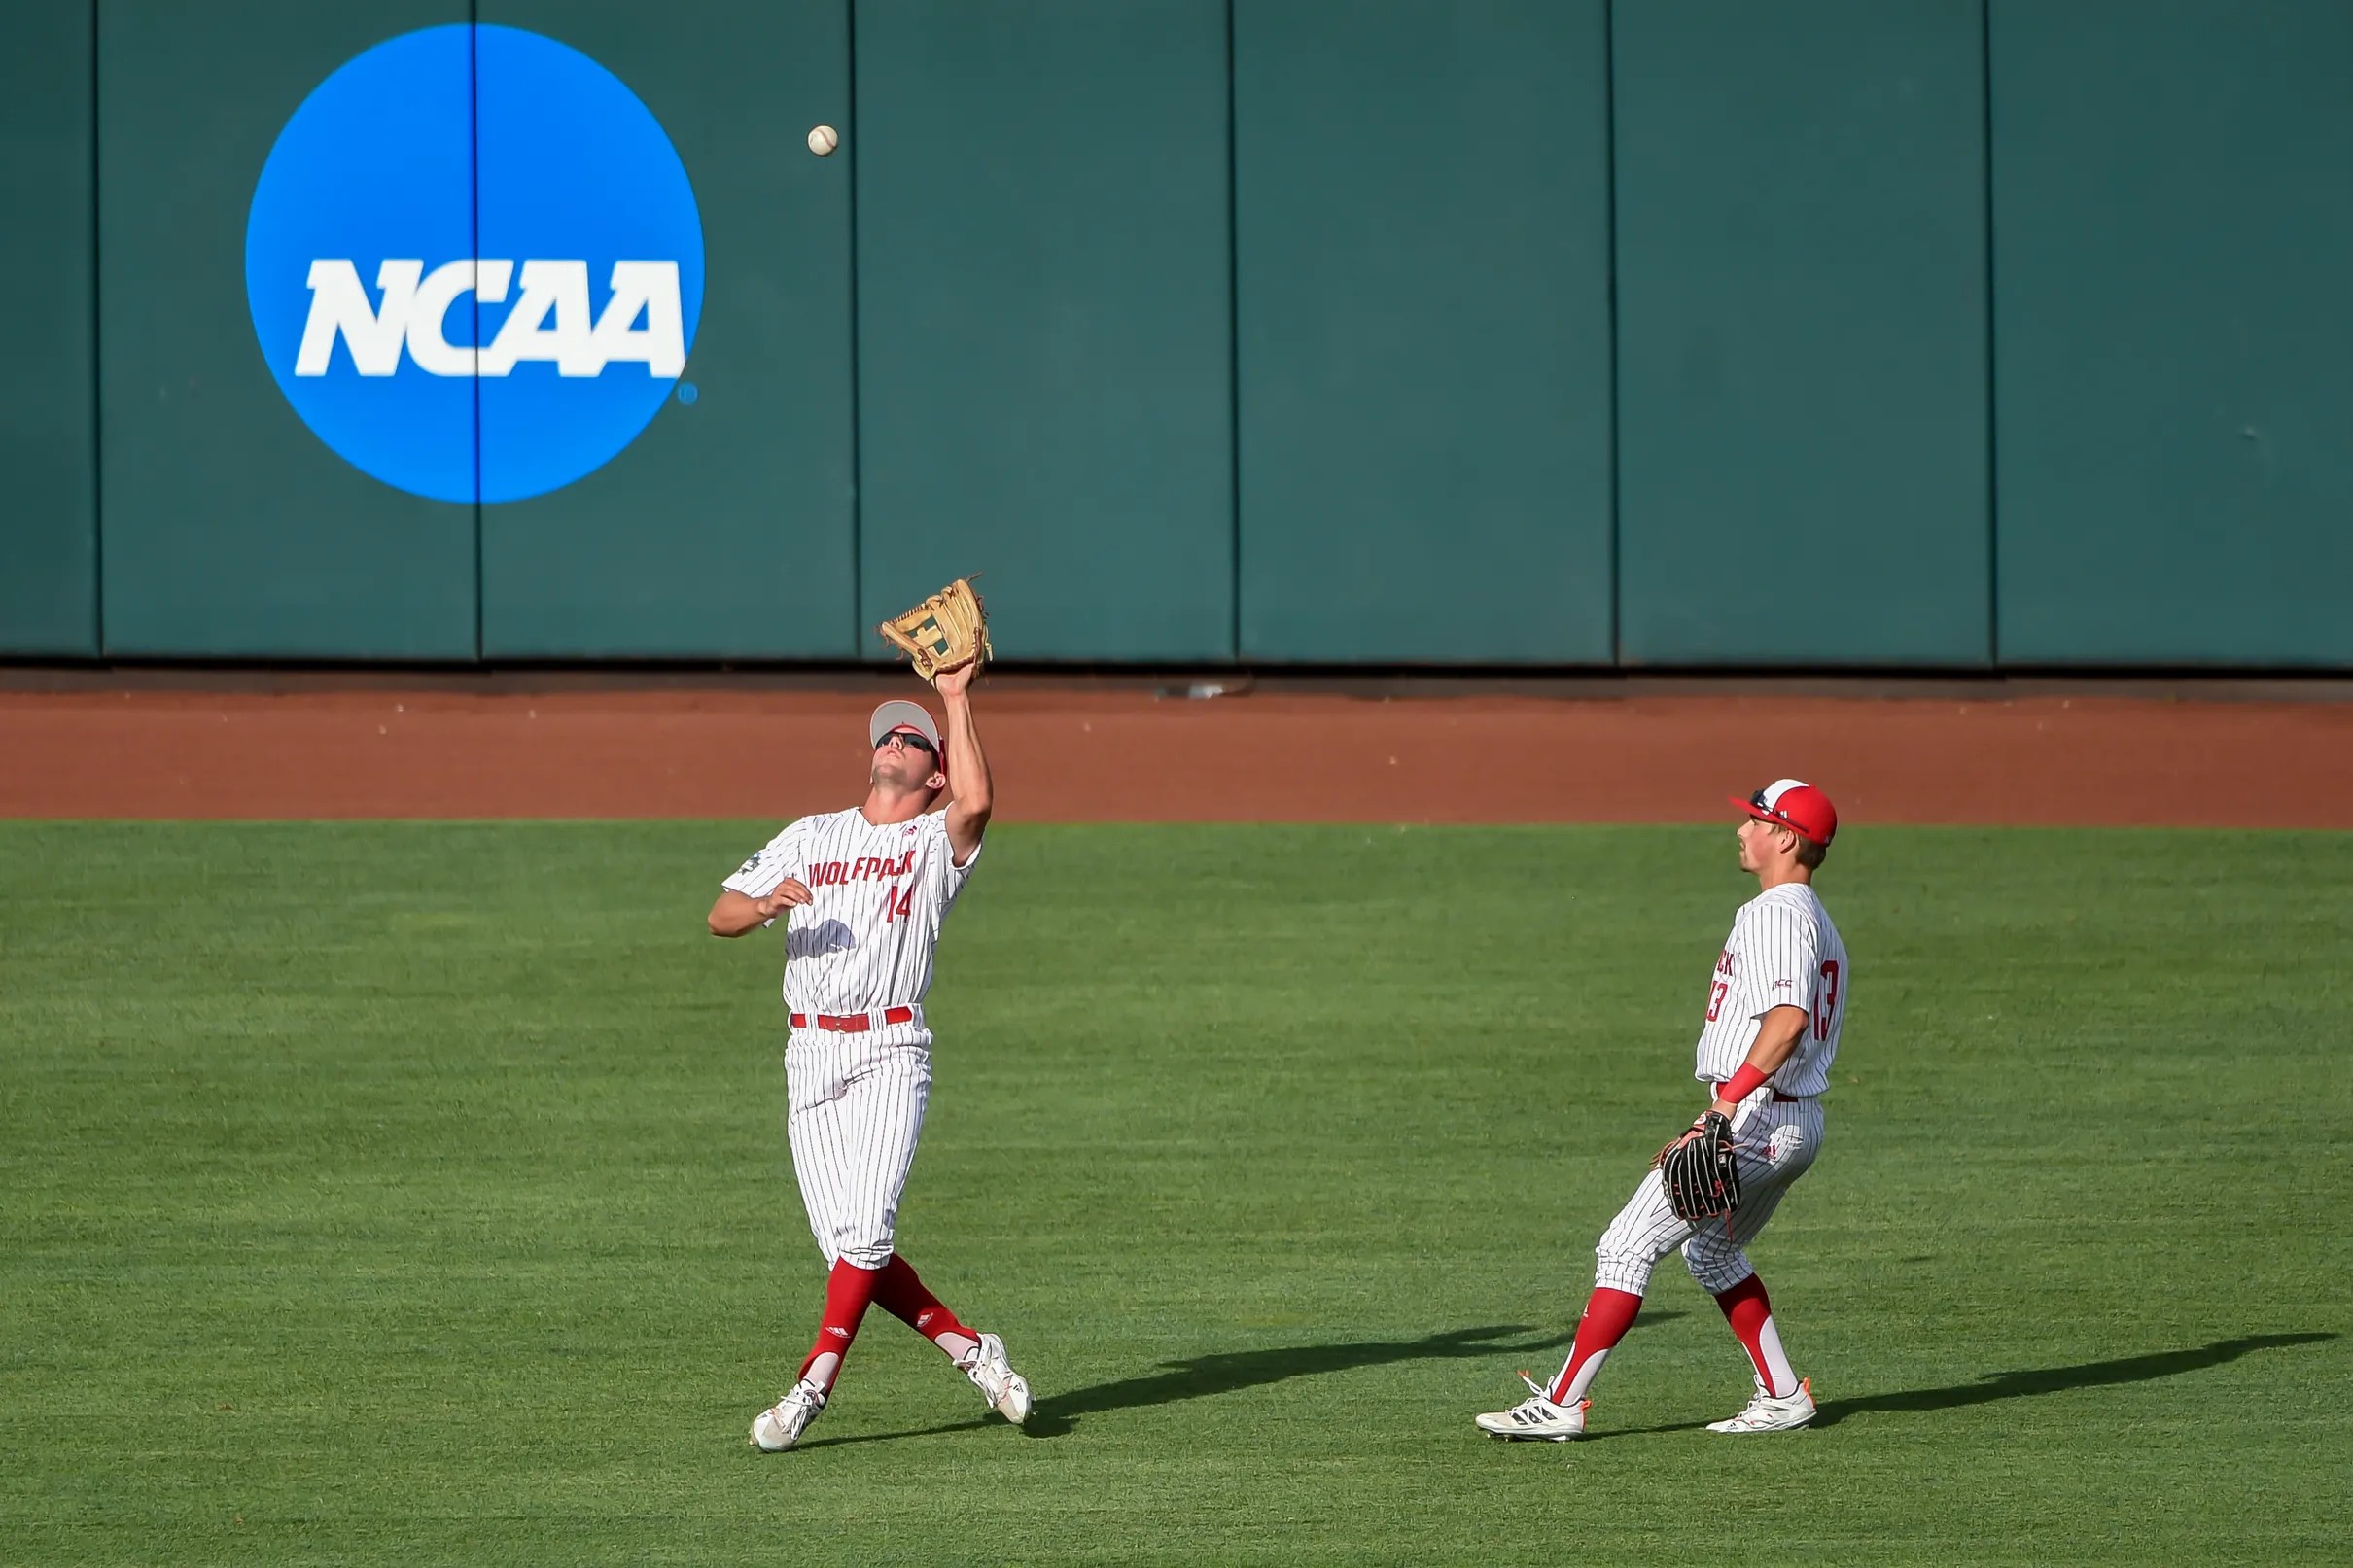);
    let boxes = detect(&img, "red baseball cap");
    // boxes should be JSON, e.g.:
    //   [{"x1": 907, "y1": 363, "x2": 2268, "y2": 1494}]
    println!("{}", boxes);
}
[{"x1": 1730, "y1": 779, "x2": 1838, "y2": 846}]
